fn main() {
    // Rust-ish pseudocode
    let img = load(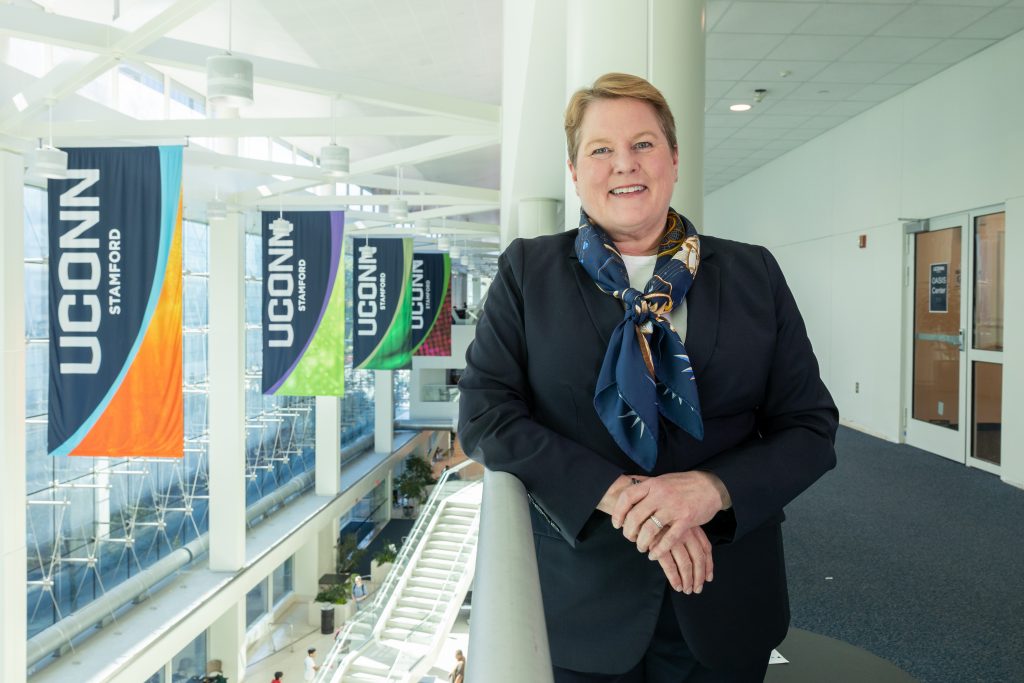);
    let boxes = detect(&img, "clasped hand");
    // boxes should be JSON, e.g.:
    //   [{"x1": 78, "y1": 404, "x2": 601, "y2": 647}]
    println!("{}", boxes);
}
[{"x1": 598, "y1": 471, "x2": 727, "y2": 595}]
